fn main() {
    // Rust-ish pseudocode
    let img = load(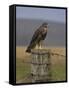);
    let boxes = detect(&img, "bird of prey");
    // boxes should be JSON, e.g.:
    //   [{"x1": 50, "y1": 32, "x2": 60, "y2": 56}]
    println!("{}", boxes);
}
[{"x1": 26, "y1": 23, "x2": 48, "y2": 53}]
